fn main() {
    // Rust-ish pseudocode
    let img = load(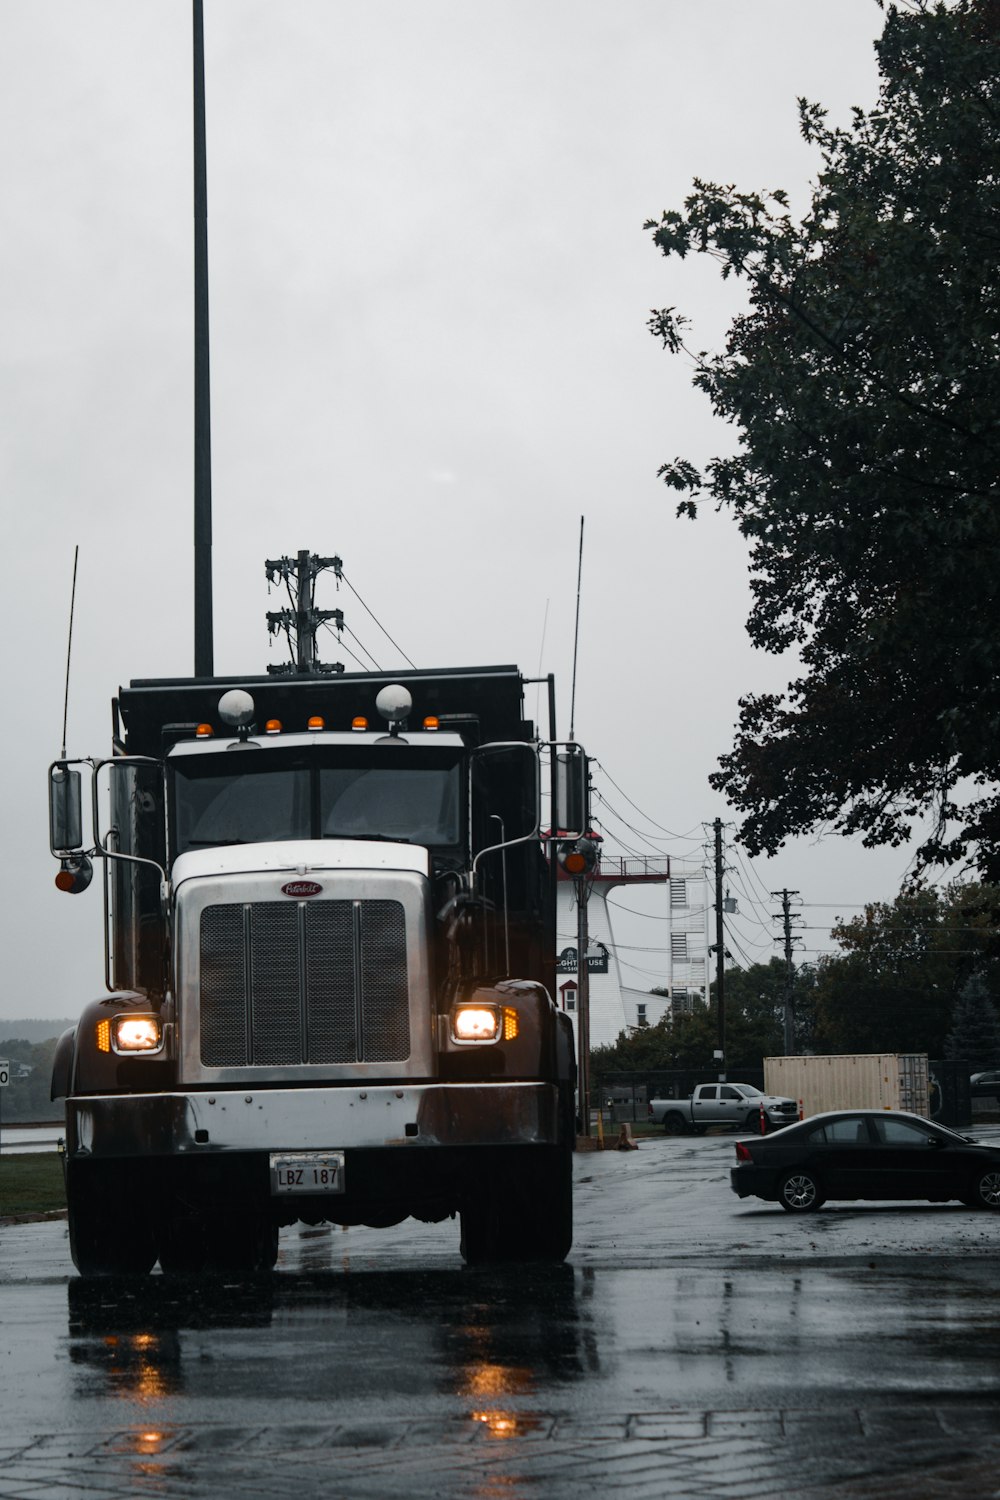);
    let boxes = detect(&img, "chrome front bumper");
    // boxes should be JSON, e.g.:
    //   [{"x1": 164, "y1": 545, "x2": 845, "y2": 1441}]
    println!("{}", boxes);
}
[{"x1": 65, "y1": 1082, "x2": 558, "y2": 1160}]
